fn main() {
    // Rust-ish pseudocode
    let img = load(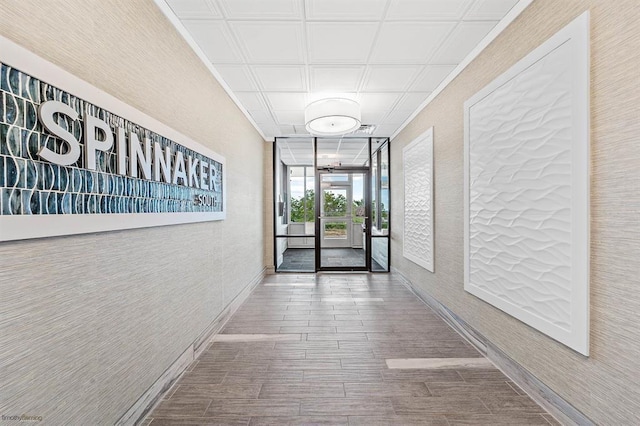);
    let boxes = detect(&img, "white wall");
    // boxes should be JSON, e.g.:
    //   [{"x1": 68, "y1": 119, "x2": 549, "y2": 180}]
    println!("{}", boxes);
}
[
  {"x1": 390, "y1": 1, "x2": 640, "y2": 423},
  {"x1": 0, "y1": 0, "x2": 265, "y2": 424}
]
